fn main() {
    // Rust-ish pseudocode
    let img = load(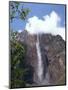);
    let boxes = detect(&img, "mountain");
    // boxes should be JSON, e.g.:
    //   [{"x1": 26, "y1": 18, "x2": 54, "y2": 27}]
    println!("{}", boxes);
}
[{"x1": 16, "y1": 30, "x2": 66, "y2": 86}]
